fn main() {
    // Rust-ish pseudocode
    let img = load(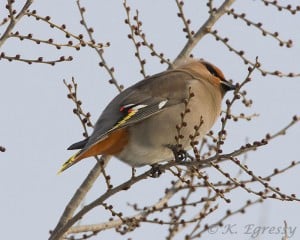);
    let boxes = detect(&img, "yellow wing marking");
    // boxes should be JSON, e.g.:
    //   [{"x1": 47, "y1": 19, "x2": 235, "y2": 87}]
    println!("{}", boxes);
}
[{"x1": 111, "y1": 109, "x2": 138, "y2": 131}]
